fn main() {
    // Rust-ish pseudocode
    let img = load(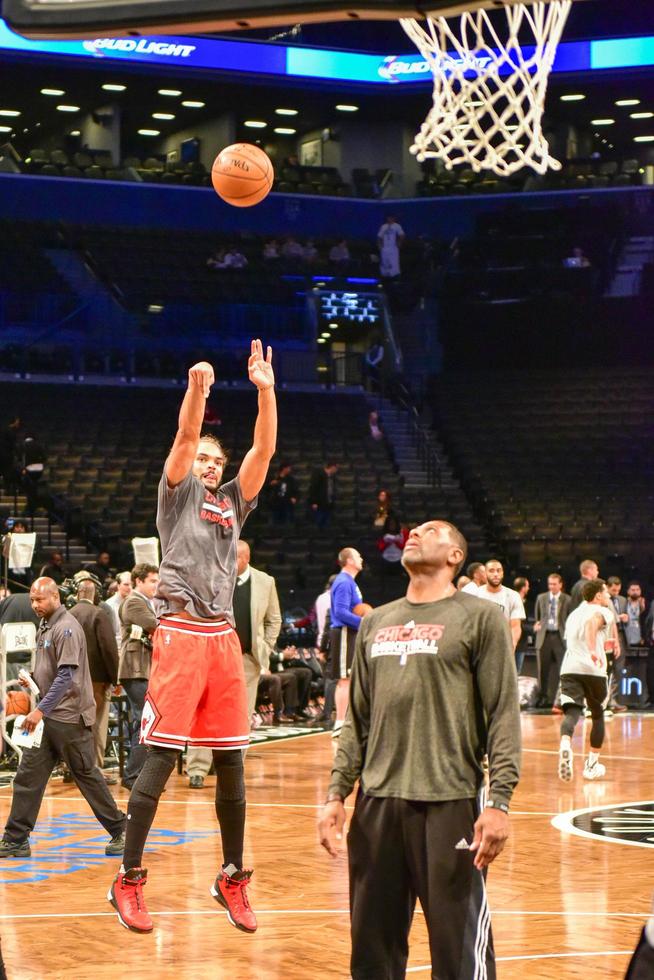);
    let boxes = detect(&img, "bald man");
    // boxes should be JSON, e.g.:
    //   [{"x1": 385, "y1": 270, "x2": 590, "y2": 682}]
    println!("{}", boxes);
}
[
  {"x1": 186, "y1": 540, "x2": 282, "y2": 787},
  {"x1": 0, "y1": 578, "x2": 125, "y2": 859}
]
